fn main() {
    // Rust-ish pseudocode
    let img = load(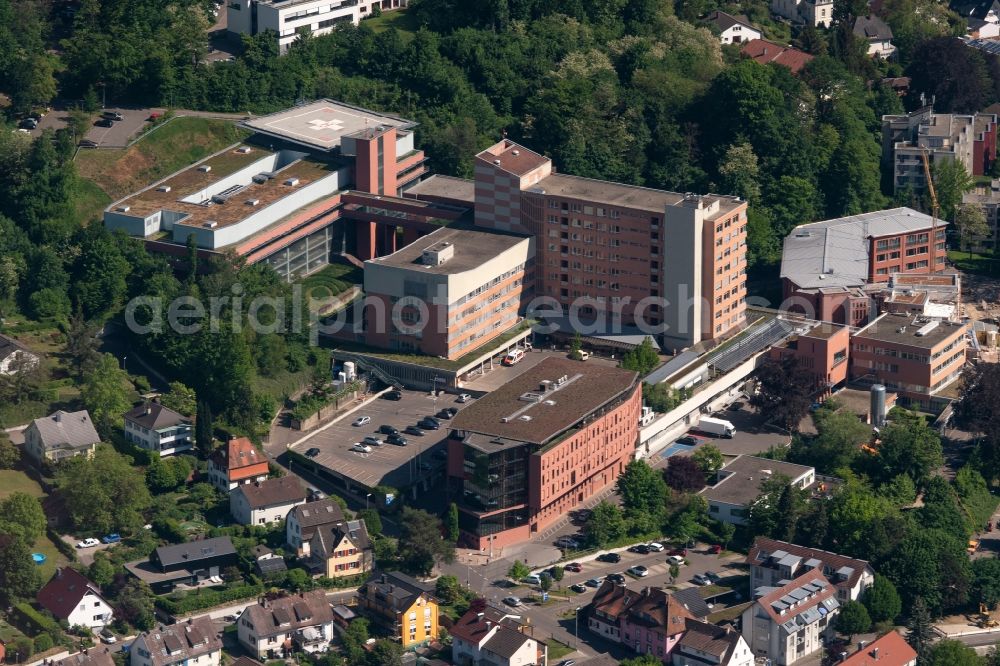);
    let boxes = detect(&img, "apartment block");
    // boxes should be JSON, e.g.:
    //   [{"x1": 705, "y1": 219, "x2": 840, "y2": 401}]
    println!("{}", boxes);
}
[
  {"x1": 123, "y1": 402, "x2": 192, "y2": 457},
  {"x1": 702, "y1": 456, "x2": 817, "y2": 526},
  {"x1": 962, "y1": 178, "x2": 1000, "y2": 252},
  {"x1": 747, "y1": 538, "x2": 875, "y2": 603},
  {"x1": 358, "y1": 572, "x2": 439, "y2": 647},
  {"x1": 770, "y1": 0, "x2": 833, "y2": 26},
  {"x1": 768, "y1": 322, "x2": 850, "y2": 393},
  {"x1": 362, "y1": 226, "x2": 534, "y2": 359},
  {"x1": 849, "y1": 313, "x2": 968, "y2": 412},
  {"x1": 227, "y1": 0, "x2": 408, "y2": 54},
  {"x1": 473, "y1": 140, "x2": 748, "y2": 346},
  {"x1": 446, "y1": 357, "x2": 641, "y2": 549},
  {"x1": 882, "y1": 106, "x2": 997, "y2": 194},
  {"x1": 742, "y1": 572, "x2": 840, "y2": 666}
]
